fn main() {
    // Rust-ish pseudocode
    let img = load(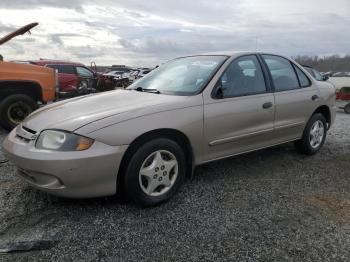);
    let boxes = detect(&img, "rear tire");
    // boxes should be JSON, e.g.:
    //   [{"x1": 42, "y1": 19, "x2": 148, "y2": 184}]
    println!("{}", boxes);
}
[
  {"x1": 0, "y1": 94, "x2": 38, "y2": 131},
  {"x1": 295, "y1": 113, "x2": 327, "y2": 155},
  {"x1": 344, "y1": 103, "x2": 350, "y2": 114},
  {"x1": 123, "y1": 138, "x2": 186, "y2": 207}
]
